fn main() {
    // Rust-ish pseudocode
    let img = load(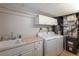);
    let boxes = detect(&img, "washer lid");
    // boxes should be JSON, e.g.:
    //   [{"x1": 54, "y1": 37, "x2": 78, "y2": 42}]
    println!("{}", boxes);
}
[
  {"x1": 38, "y1": 32, "x2": 63, "y2": 40},
  {"x1": 42, "y1": 35, "x2": 63, "y2": 40}
]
